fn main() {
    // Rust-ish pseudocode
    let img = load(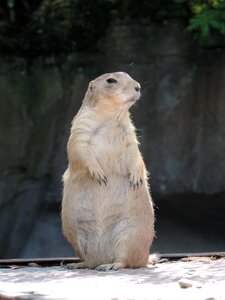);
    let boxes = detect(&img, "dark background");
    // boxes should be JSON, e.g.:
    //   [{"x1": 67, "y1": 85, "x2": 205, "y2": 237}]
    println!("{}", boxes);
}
[{"x1": 0, "y1": 0, "x2": 225, "y2": 258}]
